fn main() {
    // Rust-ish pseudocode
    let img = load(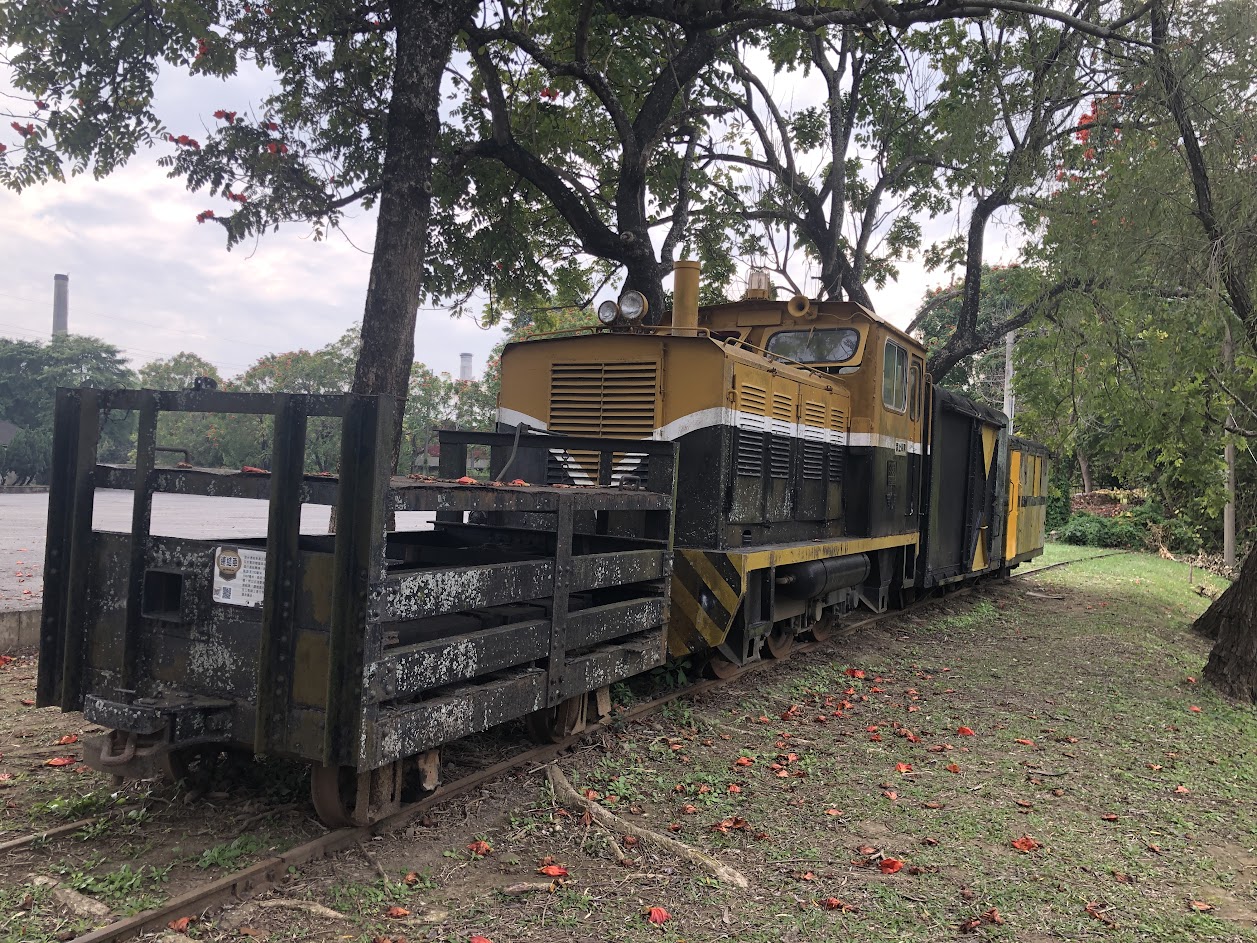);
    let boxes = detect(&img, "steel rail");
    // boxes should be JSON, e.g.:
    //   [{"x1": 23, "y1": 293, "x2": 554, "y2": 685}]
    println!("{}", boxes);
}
[{"x1": 30, "y1": 550, "x2": 1107, "y2": 942}]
